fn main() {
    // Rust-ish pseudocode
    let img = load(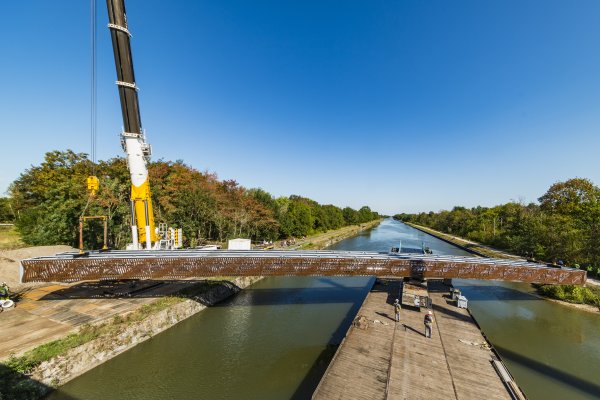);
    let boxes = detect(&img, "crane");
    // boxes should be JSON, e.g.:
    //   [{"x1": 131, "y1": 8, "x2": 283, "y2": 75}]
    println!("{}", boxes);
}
[{"x1": 87, "y1": 0, "x2": 181, "y2": 250}]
